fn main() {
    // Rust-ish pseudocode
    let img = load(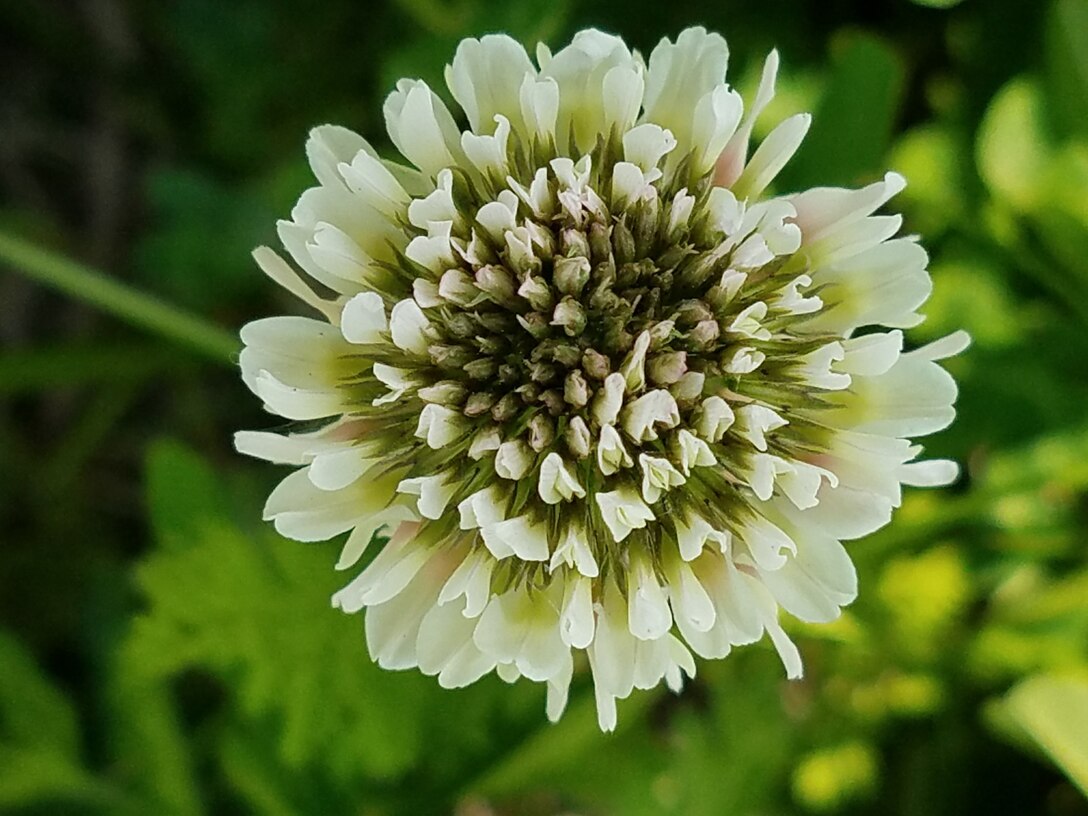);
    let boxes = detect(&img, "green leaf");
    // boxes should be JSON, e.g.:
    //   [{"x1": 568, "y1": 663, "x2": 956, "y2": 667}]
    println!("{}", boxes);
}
[
  {"x1": 0, "y1": 630, "x2": 153, "y2": 814},
  {"x1": 976, "y1": 79, "x2": 1053, "y2": 211},
  {"x1": 145, "y1": 438, "x2": 234, "y2": 548},
  {"x1": 1001, "y1": 676, "x2": 1088, "y2": 796},
  {"x1": 779, "y1": 32, "x2": 906, "y2": 190},
  {"x1": 1045, "y1": 0, "x2": 1088, "y2": 140},
  {"x1": 0, "y1": 630, "x2": 80, "y2": 758},
  {"x1": 133, "y1": 168, "x2": 272, "y2": 311},
  {"x1": 104, "y1": 666, "x2": 203, "y2": 816},
  {"x1": 0, "y1": 745, "x2": 141, "y2": 813},
  {"x1": 126, "y1": 516, "x2": 430, "y2": 783},
  {"x1": 889, "y1": 126, "x2": 970, "y2": 236}
]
